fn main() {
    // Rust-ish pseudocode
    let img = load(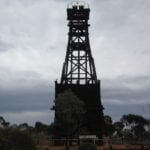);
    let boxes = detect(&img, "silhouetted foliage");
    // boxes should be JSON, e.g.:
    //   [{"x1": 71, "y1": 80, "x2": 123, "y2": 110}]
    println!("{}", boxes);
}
[
  {"x1": 54, "y1": 90, "x2": 85, "y2": 149},
  {"x1": 55, "y1": 90, "x2": 85, "y2": 137},
  {"x1": 18, "y1": 123, "x2": 29, "y2": 129},
  {"x1": 34, "y1": 121, "x2": 49, "y2": 134},
  {"x1": 0, "y1": 116, "x2": 9, "y2": 127},
  {"x1": 104, "y1": 115, "x2": 114, "y2": 136},
  {"x1": 0, "y1": 128, "x2": 36, "y2": 150},
  {"x1": 47, "y1": 122, "x2": 55, "y2": 135},
  {"x1": 120, "y1": 114, "x2": 149, "y2": 141},
  {"x1": 113, "y1": 121, "x2": 124, "y2": 137},
  {"x1": 0, "y1": 112, "x2": 149, "y2": 148},
  {"x1": 121, "y1": 114, "x2": 148, "y2": 127}
]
